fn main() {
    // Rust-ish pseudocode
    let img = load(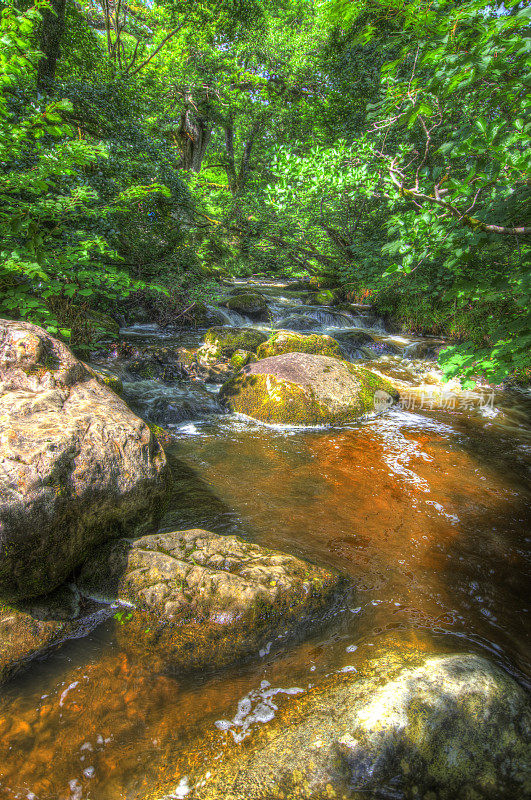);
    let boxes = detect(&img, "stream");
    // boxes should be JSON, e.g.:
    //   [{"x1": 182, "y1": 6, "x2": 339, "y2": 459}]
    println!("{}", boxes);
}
[{"x1": 0, "y1": 280, "x2": 530, "y2": 800}]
